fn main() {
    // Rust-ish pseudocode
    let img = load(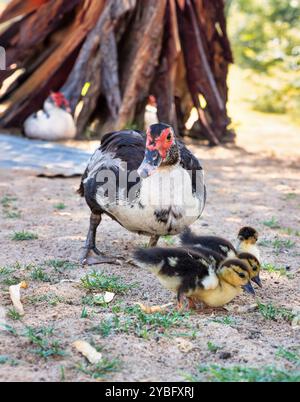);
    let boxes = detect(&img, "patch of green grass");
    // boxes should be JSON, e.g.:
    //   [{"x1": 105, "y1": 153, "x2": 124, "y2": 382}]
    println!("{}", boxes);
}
[
  {"x1": 0, "y1": 355, "x2": 19, "y2": 366},
  {"x1": 4, "y1": 210, "x2": 21, "y2": 219},
  {"x1": 263, "y1": 217, "x2": 281, "y2": 229},
  {"x1": 1, "y1": 196, "x2": 21, "y2": 219},
  {"x1": 0, "y1": 264, "x2": 22, "y2": 286},
  {"x1": 207, "y1": 342, "x2": 222, "y2": 353},
  {"x1": 1, "y1": 196, "x2": 17, "y2": 207},
  {"x1": 0, "y1": 324, "x2": 18, "y2": 336},
  {"x1": 77, "y1": 358, "x2": 120, "y2": 379},
  {"x1": 92, "y1": 306, "x2": 190, "y2": 339},
  {"x1": 54, "y1": 203, "x2": 66, "y2": 210},
  {"x1": 30, "y1": 267, "x2": 51, "y2": 282},
  {"x1": 211, "y1": 316, "x2": 237, "y2": 326},
  {"x1": 7, "y1": 308, "x2": 22, "y2": 321},
  {"x1": 262, "y1": 263, "x2": 287, "y2": 276},
  {"x1": 258, "y1": 239, "x2": 272, "y2": 247},
  {"x1": 276, "y1": 347, "x2": 300, "y2": 366},
  {"x1": 60, "y1": 366, "x2": 66, "y2": 382},
  {"x1": 27, "y1": 293, "x2": 64, "y2": 306},
  {"x1": 284, "y1": 193, "x2": 297, "y2": 200},
  {"x1": 46, "y1": 259, "x2": 78, "y2": 272},
  {"x1": 162, "y1": 235, "x2": 176, "y2": 246},
  {"x1": 257, "y1": 302, "x2": 295, "y2": 323},
  {"x1": 81, "y1": 307, "x2": 89, "y2": 319},
  {"x1": 272, "y1": 238, "x2": 295, "y2": 252},
  {"x1": 23, "y1": 326, "x2": 66, "y2": 359},
  {"x1": 81, "y1": 271, "x2": 135, "y2": 294},
  {"x1": 12, "y1": 231, "x2": 38, "y2": 241},
  {"x1": 258, "y1": 238, "x2": 296, "y2": 252},
  {"x1": 186, "y1": 365, "x2": 300, "y2": 382}
]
